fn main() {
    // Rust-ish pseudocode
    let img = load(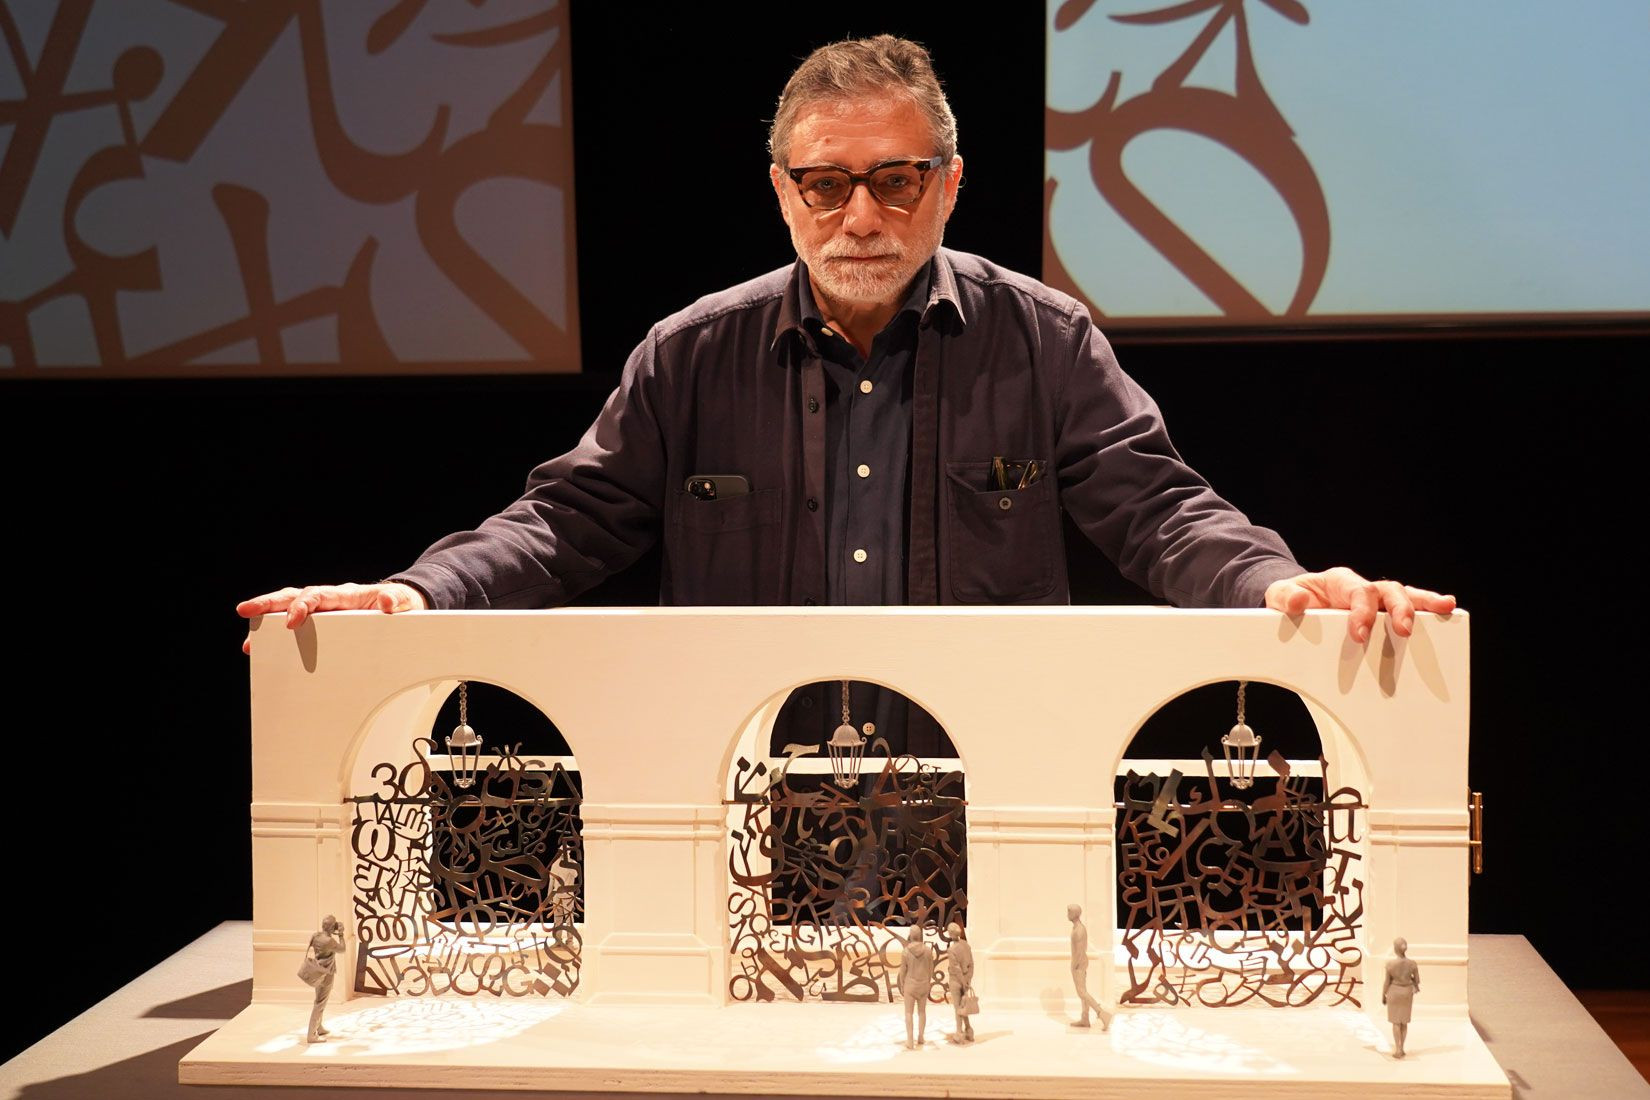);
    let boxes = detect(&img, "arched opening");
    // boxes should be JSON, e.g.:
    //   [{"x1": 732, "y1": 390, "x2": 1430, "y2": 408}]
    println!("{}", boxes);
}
[
  {"x1": 723, "y1": 678, "x2": 969, "y2": 1005},
  {"x1": 1114, "y1": 680, "x2": 1368, "y2": 1009},
  {"x1": 348, "y1": 681, "x2": 584, "y2": 999}
]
